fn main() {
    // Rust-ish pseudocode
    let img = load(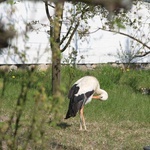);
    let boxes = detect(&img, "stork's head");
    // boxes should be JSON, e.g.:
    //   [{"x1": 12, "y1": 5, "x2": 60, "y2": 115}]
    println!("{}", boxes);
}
[
  {"x1": 93, "y1": 89, "x2": 108, "y2": 101},
  {"x1": 99, "y1": 89, "x2": 108, "y2": 101}
]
